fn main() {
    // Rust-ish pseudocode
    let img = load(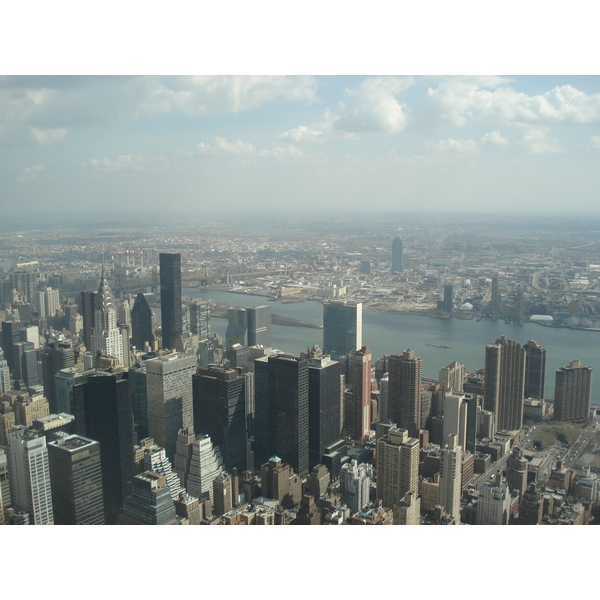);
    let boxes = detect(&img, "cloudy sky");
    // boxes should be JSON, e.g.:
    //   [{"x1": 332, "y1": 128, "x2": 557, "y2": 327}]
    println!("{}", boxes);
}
[{"x1": 2, "y1": 74, "x2": 599, "y2": 219}]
